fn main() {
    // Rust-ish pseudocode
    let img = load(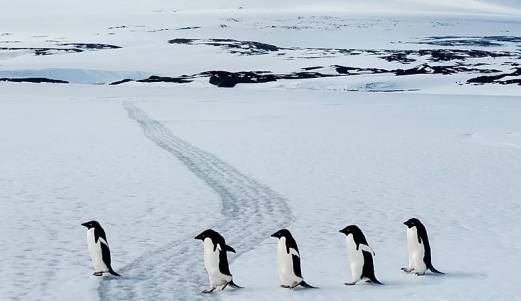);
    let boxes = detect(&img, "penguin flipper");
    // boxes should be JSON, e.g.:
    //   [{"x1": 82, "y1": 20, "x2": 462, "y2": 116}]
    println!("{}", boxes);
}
[
  {"x1": 299, "y1": 280, "x2": 318, "y2": 289},
  {"x1": 100, "y1": 242, "x2": 119, "y2": 276},
  {"x1": 291, "y1": 254, "x2": 302, "y2": 278},
  {"x1": 361, "y1": 251, "x2": 381, "y2": 284},
  {"x1": 225, "y1": 245, "x2": 236, "y2": 253}
]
